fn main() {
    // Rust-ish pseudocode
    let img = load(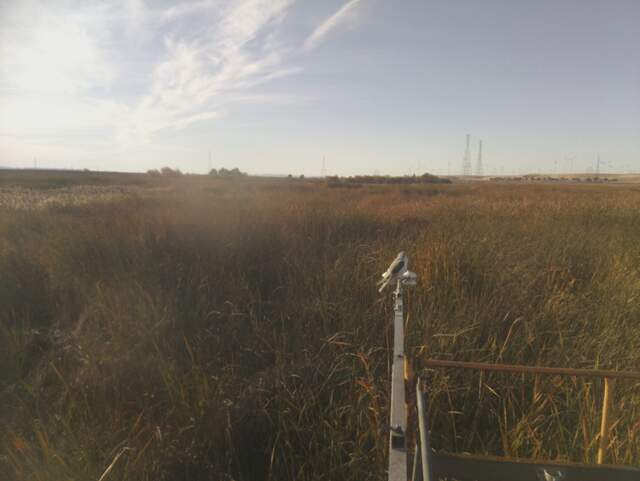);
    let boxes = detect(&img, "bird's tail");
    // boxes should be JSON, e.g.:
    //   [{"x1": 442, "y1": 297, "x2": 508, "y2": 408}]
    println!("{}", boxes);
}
[
  {"x1": 377, "y1": 272, "x2": 390, "y2": 287},
  {"x1": 378, "y1": 278, "x2": 390, "y2": 293}
]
